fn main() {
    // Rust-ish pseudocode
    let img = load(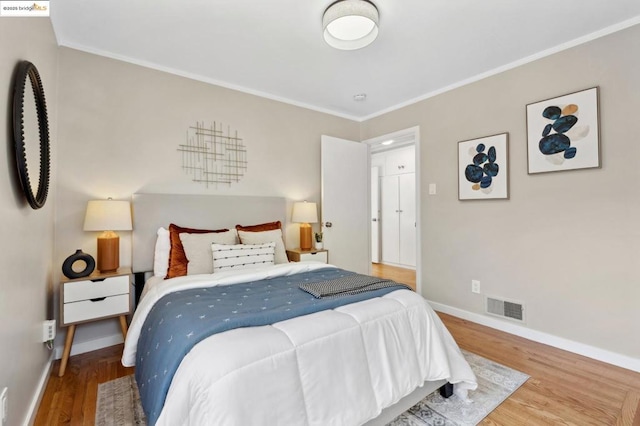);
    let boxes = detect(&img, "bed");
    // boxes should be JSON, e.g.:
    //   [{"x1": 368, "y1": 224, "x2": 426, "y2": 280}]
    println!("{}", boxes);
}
[{"x1": 122, "y1": 193, "x2": 477, "y2": 426}]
